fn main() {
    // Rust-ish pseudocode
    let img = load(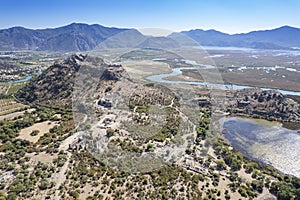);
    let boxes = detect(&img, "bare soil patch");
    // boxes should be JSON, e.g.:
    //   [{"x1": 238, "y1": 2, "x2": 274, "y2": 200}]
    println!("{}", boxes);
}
[{"x1": 18, "y1": 120, "x2": 58, "y2": 143}]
